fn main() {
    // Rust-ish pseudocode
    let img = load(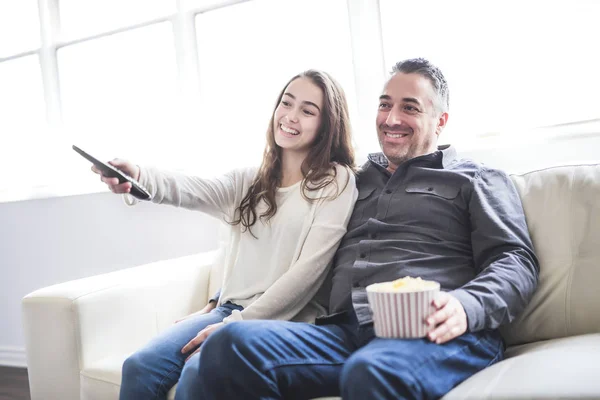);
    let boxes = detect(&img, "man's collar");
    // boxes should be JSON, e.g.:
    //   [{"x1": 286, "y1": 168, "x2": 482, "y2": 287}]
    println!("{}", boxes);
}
[
  {"x1": 367, "y1": 144, "x2": 458, "y2": 170},
  {"x1": 440, "y1": 144, "x2": 458, "y2": 168},
  {"x1": 366, "y1": 152, "x2": 389, "y2": 168}
]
